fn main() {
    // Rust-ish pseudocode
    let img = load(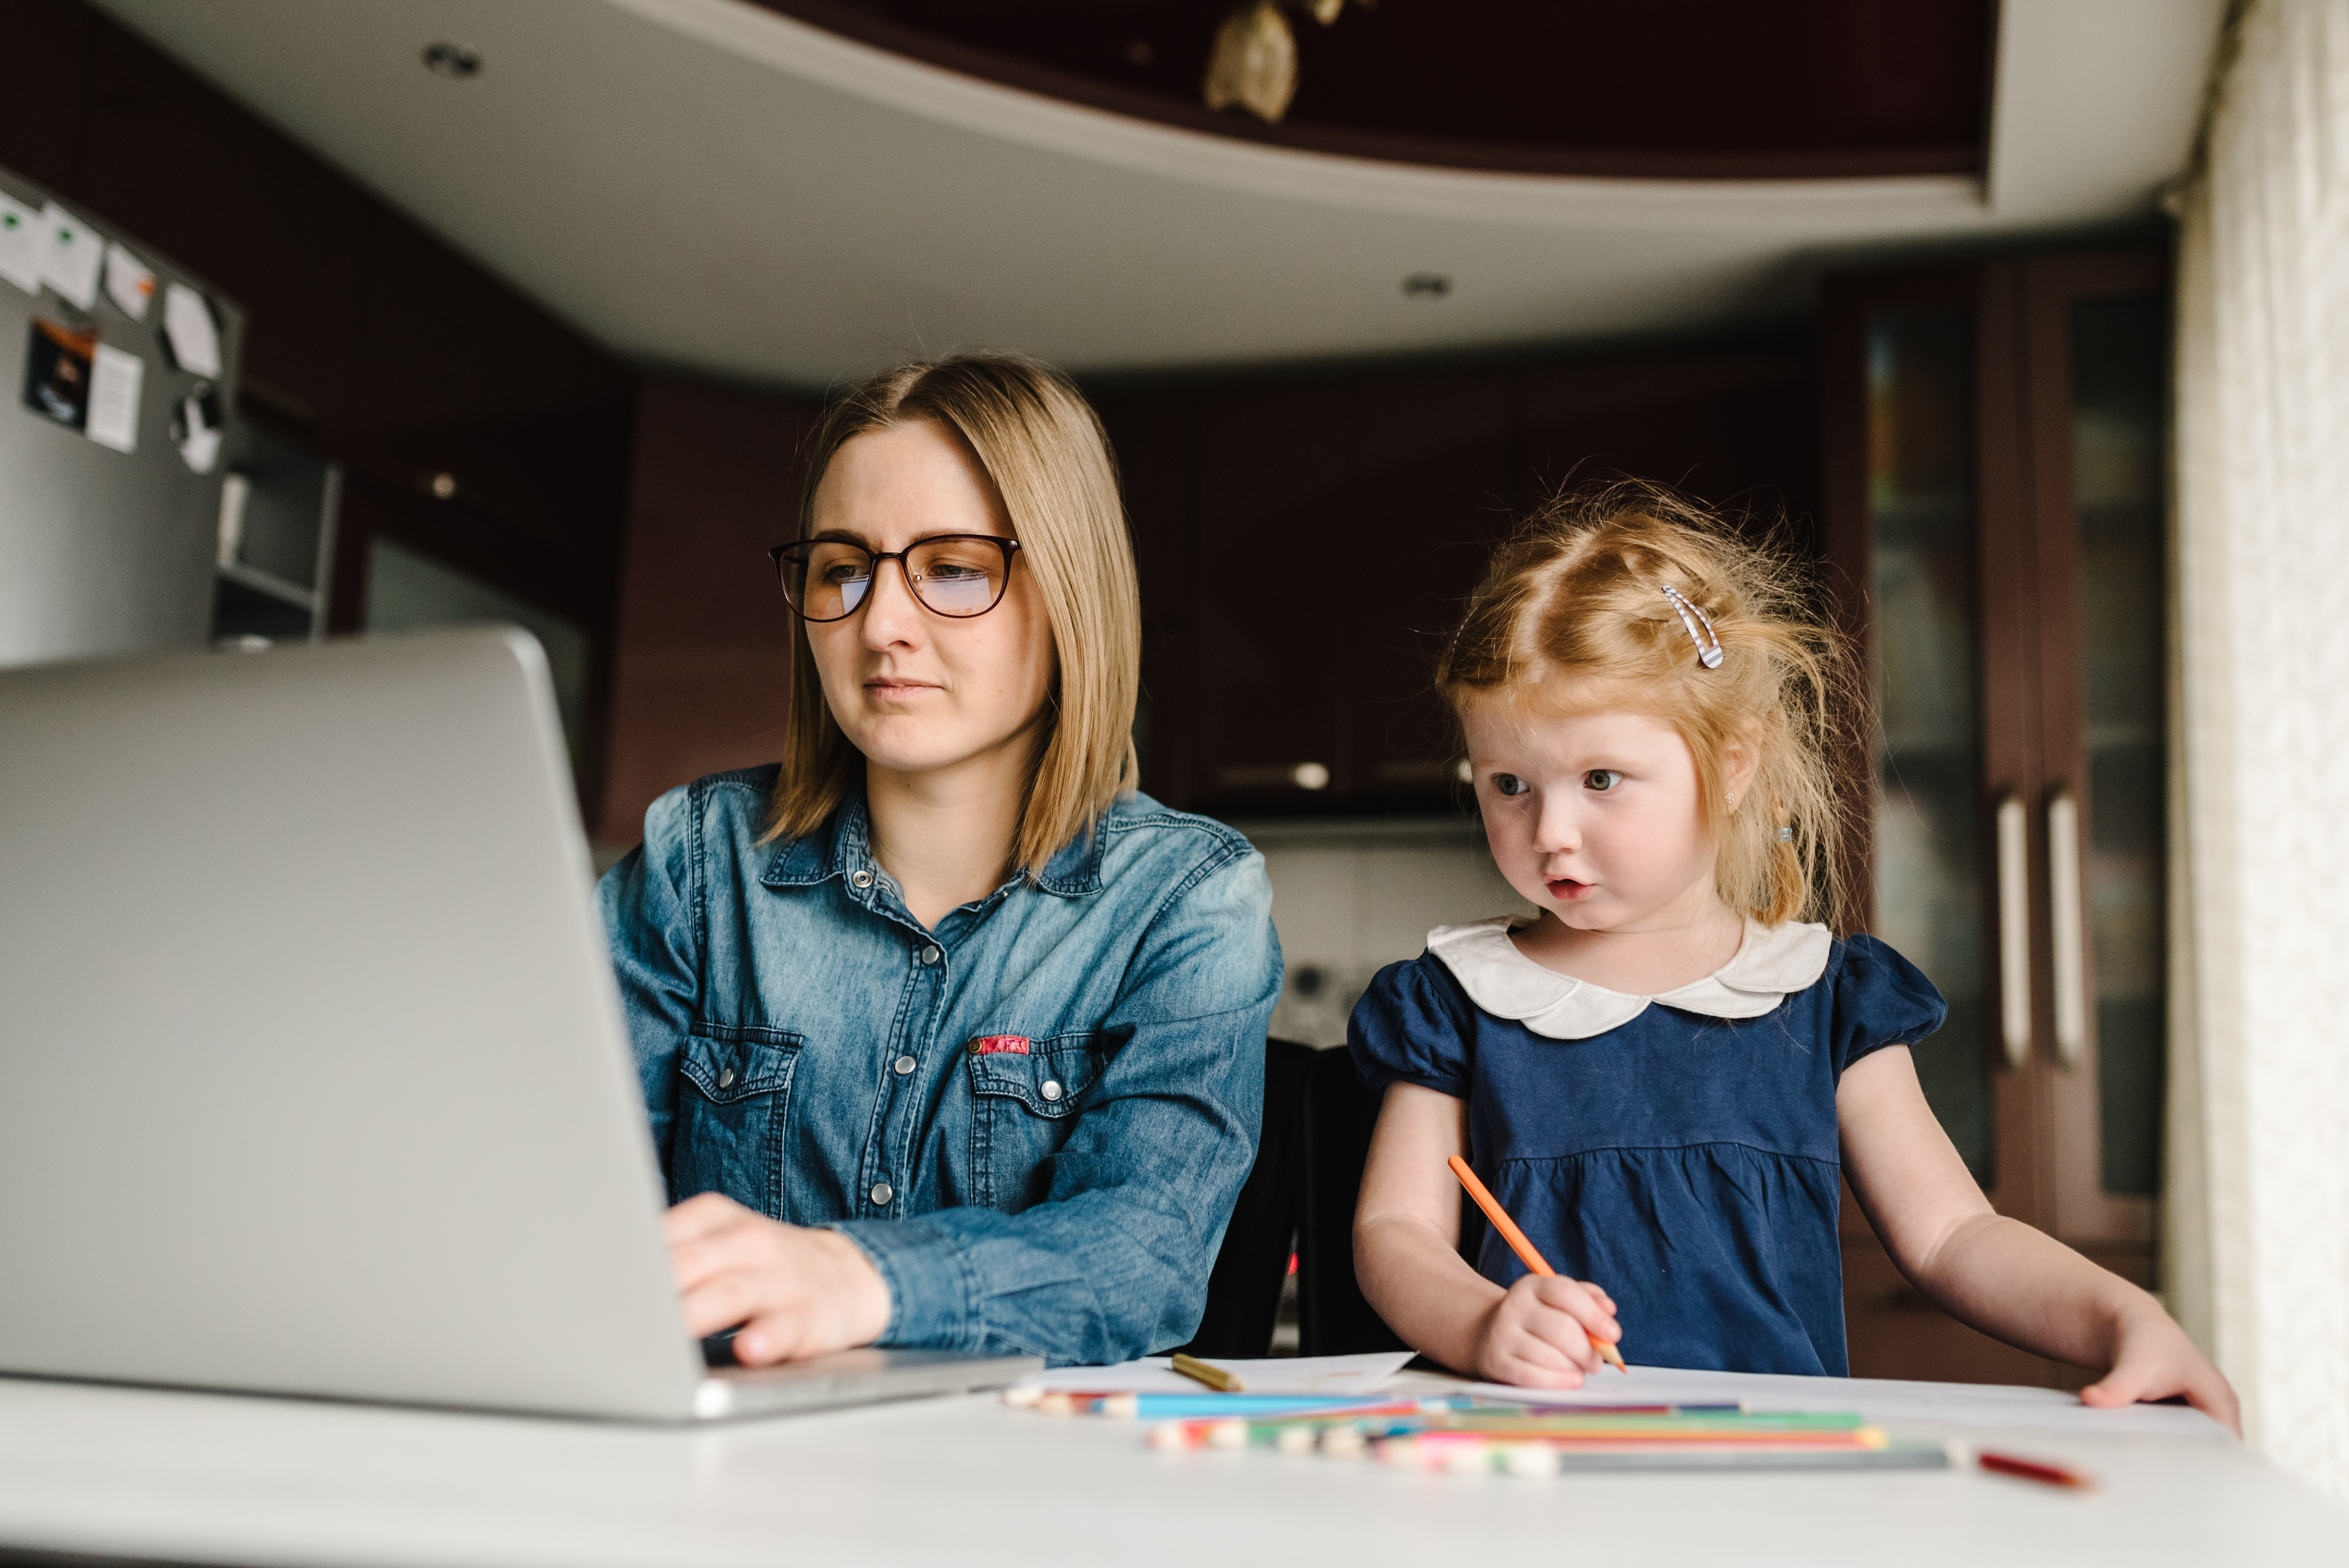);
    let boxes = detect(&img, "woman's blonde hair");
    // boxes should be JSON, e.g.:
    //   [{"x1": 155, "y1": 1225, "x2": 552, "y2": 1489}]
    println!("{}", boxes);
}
[
  {"x1": 763, "y1": 354, "x2": 1141, "y2": 877},
  {"x1": 1437, "y1": 485, "x2": 1855, "y2": 927}
]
